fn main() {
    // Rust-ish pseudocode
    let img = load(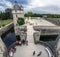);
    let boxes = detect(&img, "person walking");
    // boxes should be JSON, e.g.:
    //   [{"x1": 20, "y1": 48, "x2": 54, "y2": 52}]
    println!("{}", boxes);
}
[
  {"x1": 37, "y1": 51, "x2": 42, "y2": 56},
  {"x1": 9, "y1": 48, "x2": 14, "y2": 57},
  {"x1": 9, "y1": 51, "x2": 14, "y2": 57},
  {"x1": 33, "y1": 51, "x2": 35, "y2": 55},
  {"x1": 26, "y1": 40, "x2": 28, "y2": 46}
]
